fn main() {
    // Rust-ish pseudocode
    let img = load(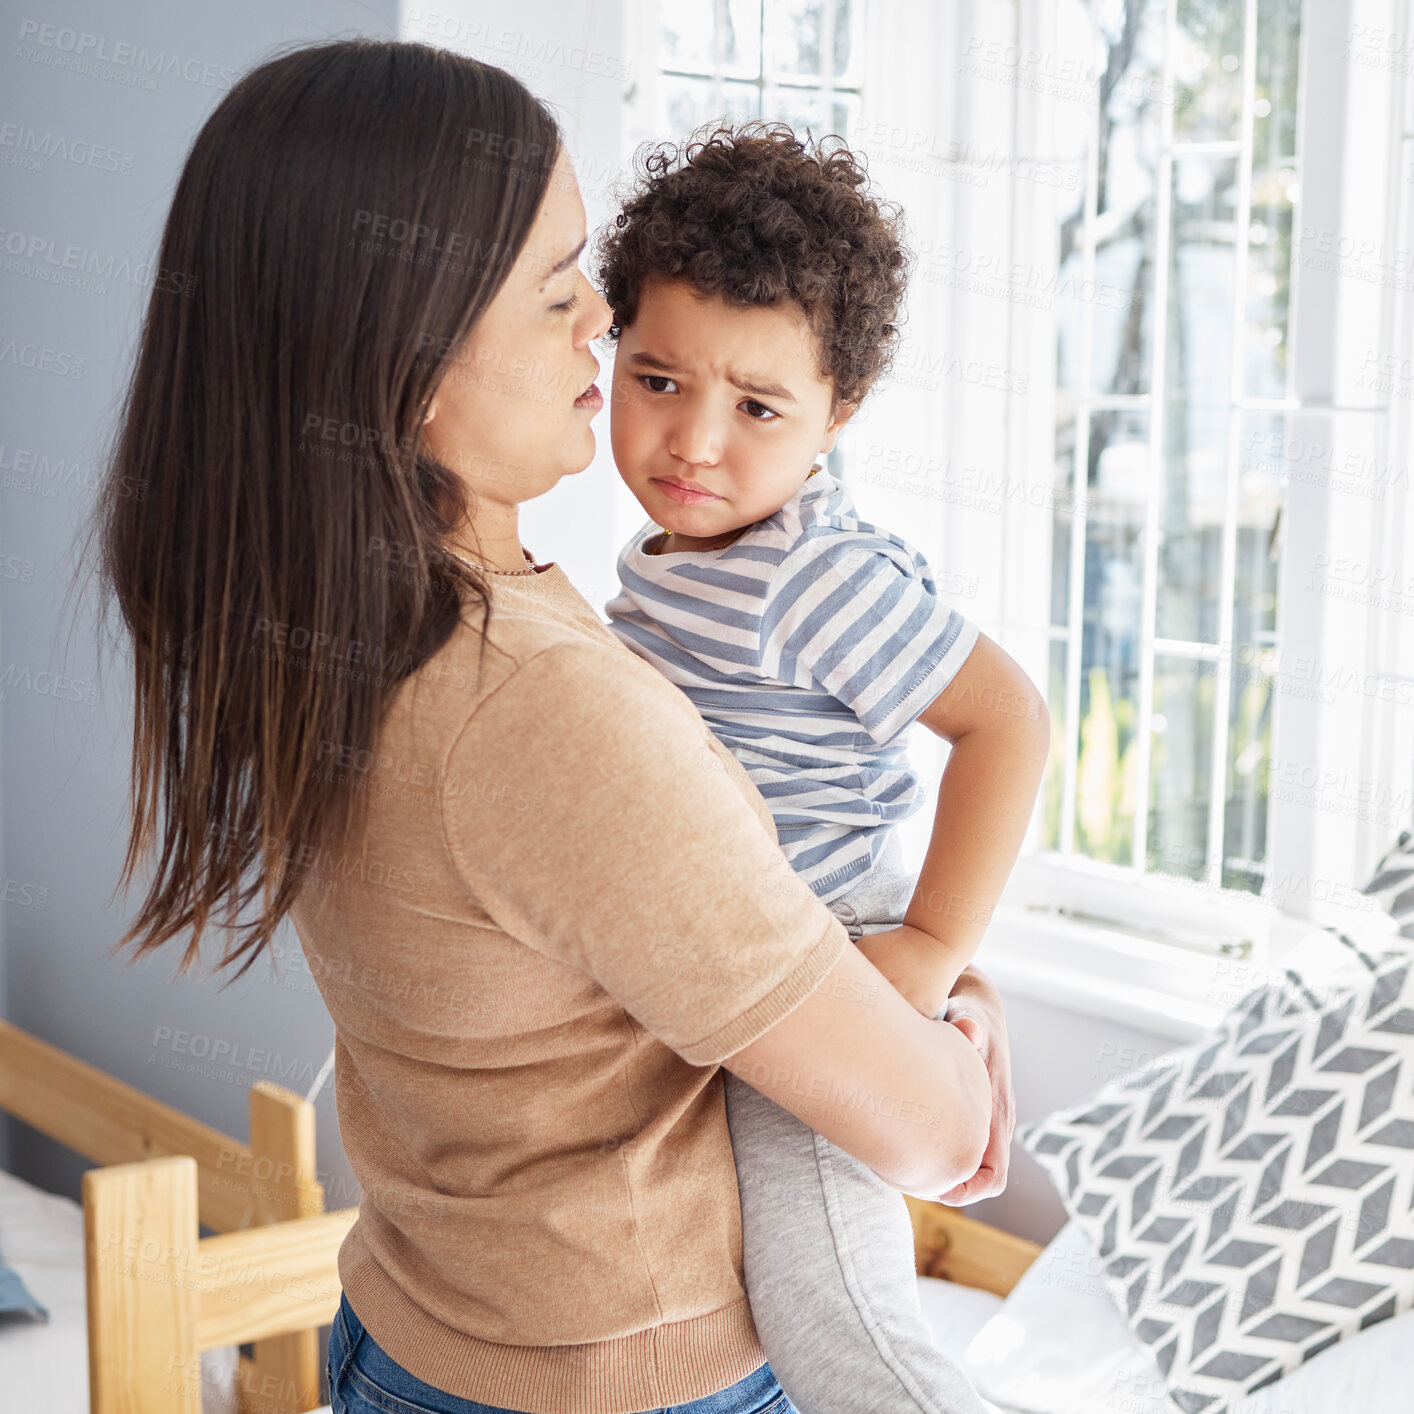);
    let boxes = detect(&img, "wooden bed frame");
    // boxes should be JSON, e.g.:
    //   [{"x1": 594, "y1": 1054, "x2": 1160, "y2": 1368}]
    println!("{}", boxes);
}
[
  {"x1": 0, "y1": 1018, "x2": 354, "y2": 1414},
  {"x1": 0, "y1": 1017, "x2": 1042, "y2": 1413}
]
